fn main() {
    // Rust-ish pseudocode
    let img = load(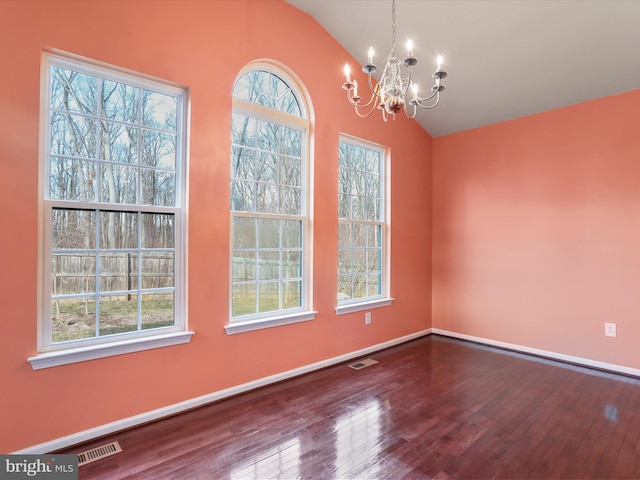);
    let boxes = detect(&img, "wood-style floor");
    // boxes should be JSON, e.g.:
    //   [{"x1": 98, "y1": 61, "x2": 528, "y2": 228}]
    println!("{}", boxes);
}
[{"x1": 60, "y1": 335, "x2": 640, "y2": 479}]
